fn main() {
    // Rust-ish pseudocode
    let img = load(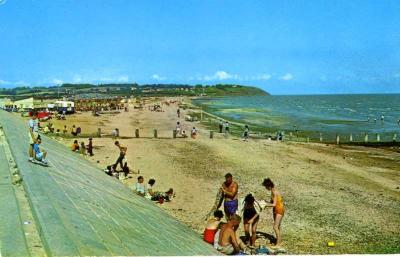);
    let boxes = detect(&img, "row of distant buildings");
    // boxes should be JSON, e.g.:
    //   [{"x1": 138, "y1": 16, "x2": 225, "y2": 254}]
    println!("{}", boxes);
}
[
  {"x1": 0, "y1": 97, "x2": 75, "y2": 113},
  {"x1": 0, "y1": 95, "x2": 129, "y2": 113}
]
